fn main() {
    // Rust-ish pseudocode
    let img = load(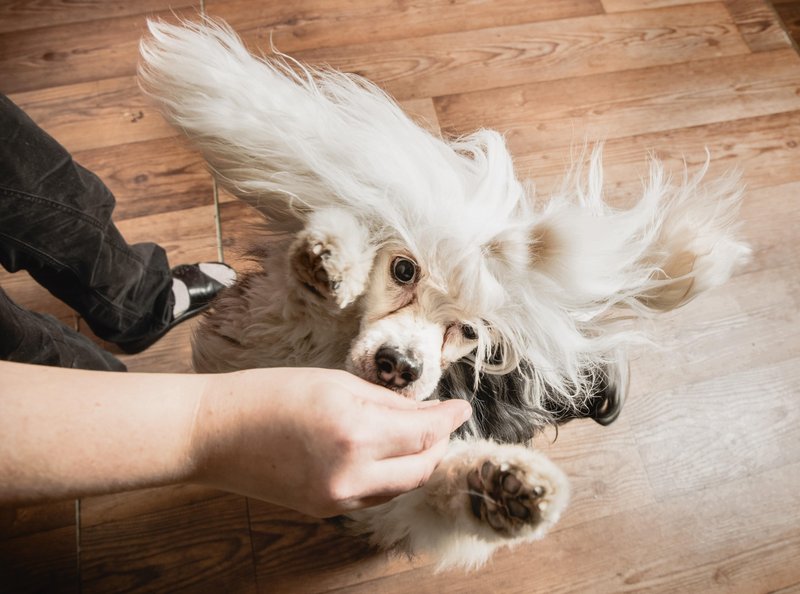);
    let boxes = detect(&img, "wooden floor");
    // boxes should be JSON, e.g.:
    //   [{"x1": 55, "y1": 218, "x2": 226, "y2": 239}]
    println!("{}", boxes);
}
[{"x1": 2, "y1": 1, "x2": 800, "y2": 592}]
